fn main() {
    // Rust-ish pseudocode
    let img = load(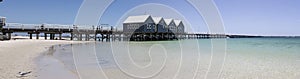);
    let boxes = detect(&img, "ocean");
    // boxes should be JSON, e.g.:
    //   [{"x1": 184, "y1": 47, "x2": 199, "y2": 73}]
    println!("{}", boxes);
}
[{"x1": 51, "y1": 38, "x2": 300, "y2": 79}]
